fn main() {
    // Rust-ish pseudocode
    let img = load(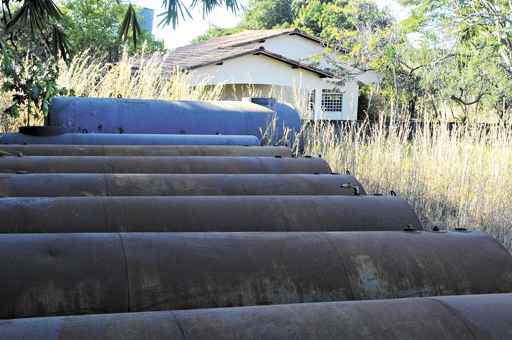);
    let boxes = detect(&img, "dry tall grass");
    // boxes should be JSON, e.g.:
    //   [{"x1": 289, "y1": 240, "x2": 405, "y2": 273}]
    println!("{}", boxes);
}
[
  {"x1": 299, "y1": 121, "x2": 512, "y2": 250},
  {"x1": 58, "y1": 51, "x2": 224, "y2": 100},
  {"x1": 2, "y1": 51, "x2": 512, "y2": 250}
]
